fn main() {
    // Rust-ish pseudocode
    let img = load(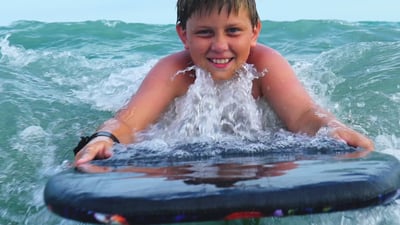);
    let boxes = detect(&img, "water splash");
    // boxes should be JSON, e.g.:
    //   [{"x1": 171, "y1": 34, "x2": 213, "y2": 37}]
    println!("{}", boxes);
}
[{"x1": 139, "y1": 64, "x2": 281, "y2": 143}]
